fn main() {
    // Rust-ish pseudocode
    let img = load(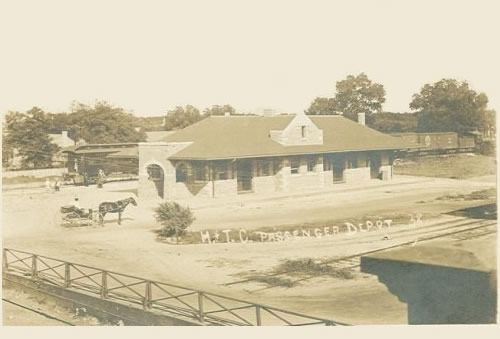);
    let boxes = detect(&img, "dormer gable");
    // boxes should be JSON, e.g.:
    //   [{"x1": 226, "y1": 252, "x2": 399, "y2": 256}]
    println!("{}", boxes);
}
[{"x1": 269, "y1": 113, "x2": 323, "y2": 146}]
